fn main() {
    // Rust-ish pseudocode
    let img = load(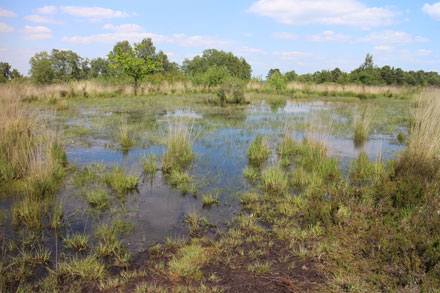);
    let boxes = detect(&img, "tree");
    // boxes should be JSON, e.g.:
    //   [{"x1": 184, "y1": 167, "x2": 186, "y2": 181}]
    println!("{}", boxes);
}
[
  {"x1": 0, "y1": 62, "x2": 11, "y2": 82},
  {"x1": 50, "y1": 49, "x2": 83, "y2": 82},
  {"x1": 183, "y1": 49, "x2": 251, "y2": 80},
  {"x1": 108, "y1": 40, "x2": 162, "y2": 95},
  {"x1": 29, "y1": 51, "x2": 55, "y2": 84},
  {"x1": 285, "y1": 70, "x2": 297, "y2": 82},
  {"x1": 90, "y1": 57, "x2": 112, "y2": 79},
  {"x1": 266, "y1": 68, "x2": 281, "y2": 80}
]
